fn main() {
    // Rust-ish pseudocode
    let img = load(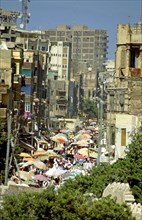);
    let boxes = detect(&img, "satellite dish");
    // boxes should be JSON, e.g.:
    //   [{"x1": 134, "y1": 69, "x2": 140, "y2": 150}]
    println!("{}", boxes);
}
[{"x1": 20, "y1": 23, "x2": 24, "y2": 29}]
